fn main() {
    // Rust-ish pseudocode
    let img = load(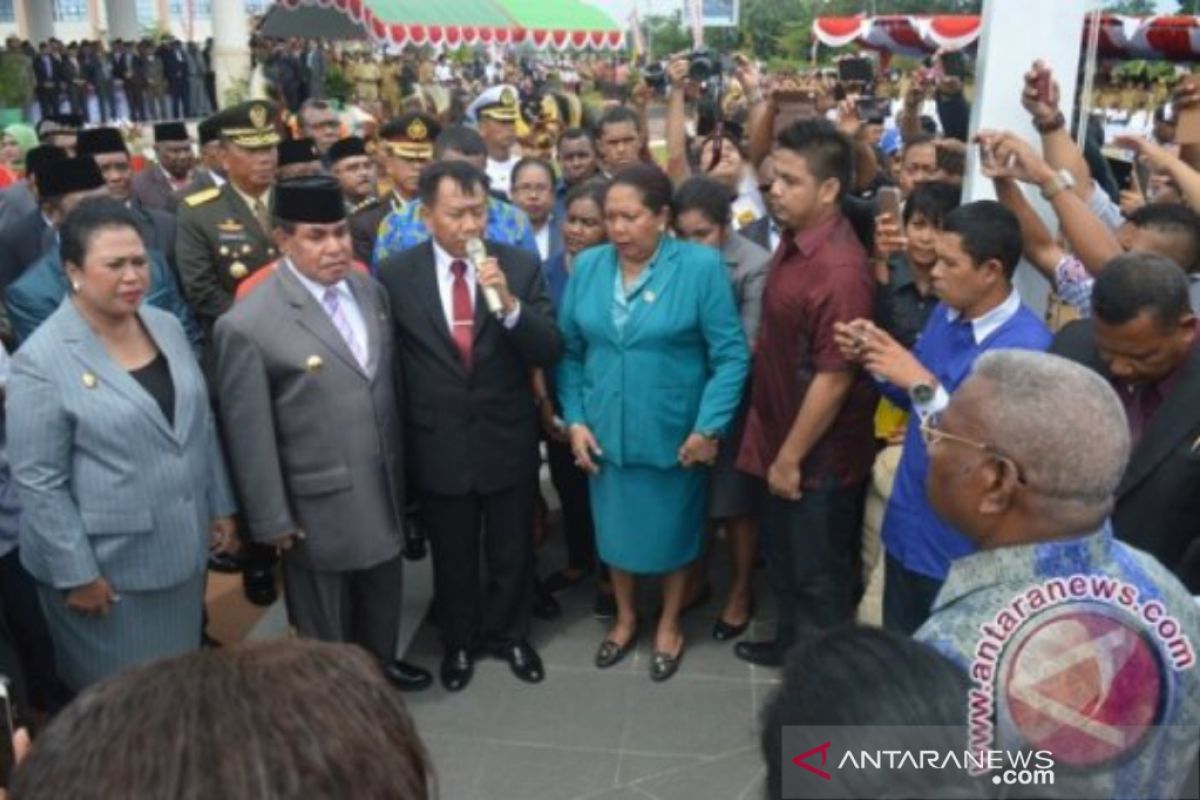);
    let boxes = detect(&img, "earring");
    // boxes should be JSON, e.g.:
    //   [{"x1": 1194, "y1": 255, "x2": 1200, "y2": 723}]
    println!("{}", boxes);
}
[{"x1": 71, "y1": 281, "x2": 81, "y2": 292}]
